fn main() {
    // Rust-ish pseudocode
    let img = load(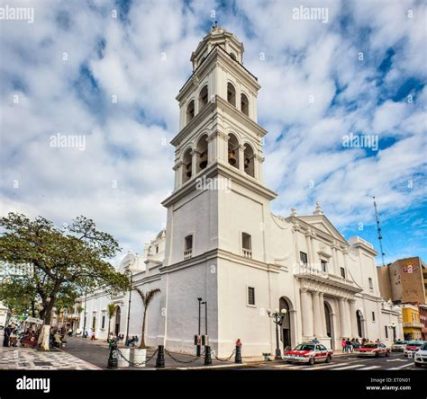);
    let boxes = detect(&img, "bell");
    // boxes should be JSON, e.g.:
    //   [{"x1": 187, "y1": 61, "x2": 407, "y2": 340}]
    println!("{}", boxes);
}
[
  {"x1": 228, "y1": 150, "x2": 237, "y2": 165},
  {"x1": 185, "y1": 162, "x2": 192, "y2": 178},
  {"x1": 244, "y1": 158, "x2": 250, "y2": 168},
  {"x1": 199, "y1": 151, "x2": 207, "y2": 169}
]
